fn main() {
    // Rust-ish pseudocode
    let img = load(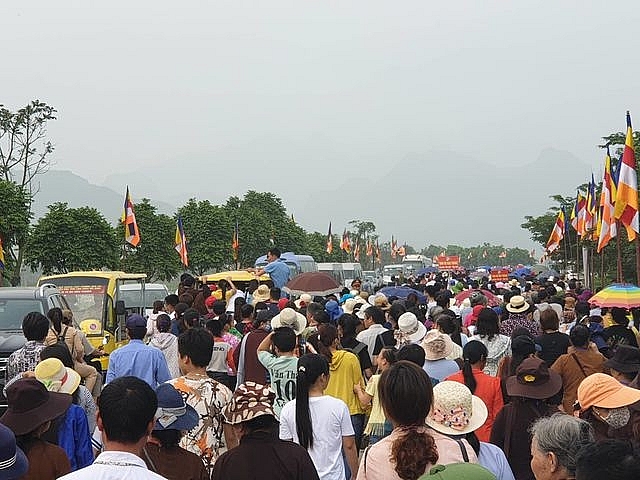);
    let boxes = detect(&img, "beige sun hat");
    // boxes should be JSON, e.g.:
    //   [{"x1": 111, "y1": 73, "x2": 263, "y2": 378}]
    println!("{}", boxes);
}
[
  {"x1": 35, "y1": 358, "x2": 81, "y2": 395},
  {"x1": 426, "y1": 381, "x2": 488, "y2": 436},
  {"x1": 422, "y1": 330, "x2": 454, "y2": 361},
  {"x1": 271, "y1": 307, "x2": 308, "y2": 336},
  {"x1": 252, "y1": 284, "x2": 271, "y2": 305}
]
